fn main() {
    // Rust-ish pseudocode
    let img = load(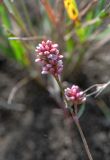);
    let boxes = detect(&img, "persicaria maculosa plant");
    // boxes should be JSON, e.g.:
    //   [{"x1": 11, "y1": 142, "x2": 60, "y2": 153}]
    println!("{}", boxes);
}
[{"x1": 35, "y1": 40, "x2": 94, "y2": 160}]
